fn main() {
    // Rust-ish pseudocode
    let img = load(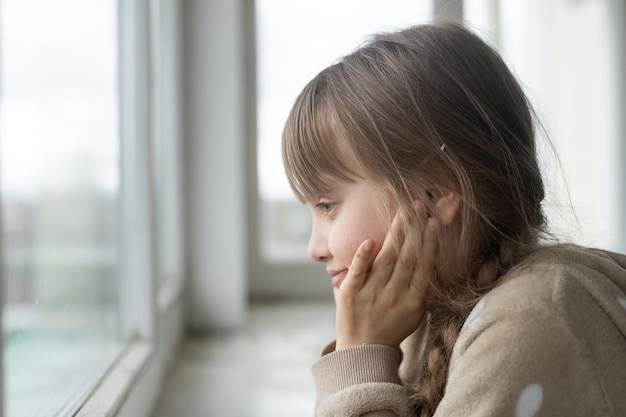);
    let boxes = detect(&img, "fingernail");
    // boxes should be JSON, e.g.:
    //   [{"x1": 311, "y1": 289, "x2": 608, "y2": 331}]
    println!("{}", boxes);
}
[{"x1": 363, "y1": 241, "x2": 373, "y2": 252}]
